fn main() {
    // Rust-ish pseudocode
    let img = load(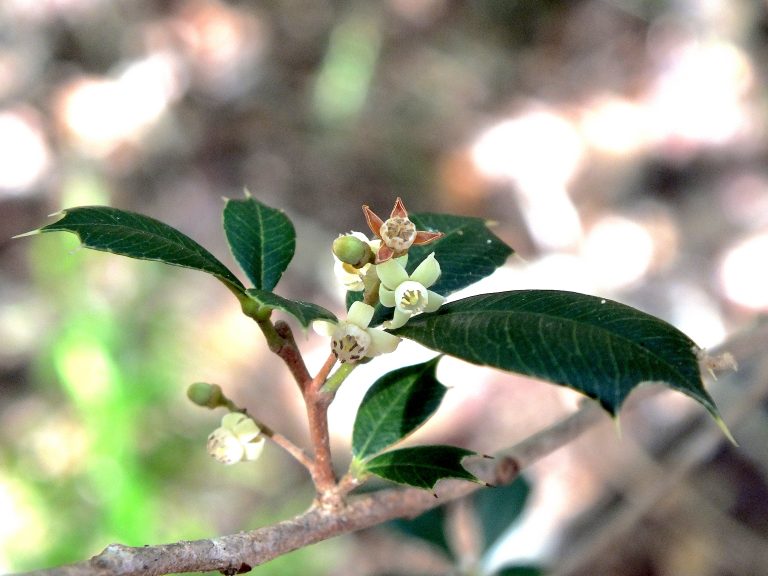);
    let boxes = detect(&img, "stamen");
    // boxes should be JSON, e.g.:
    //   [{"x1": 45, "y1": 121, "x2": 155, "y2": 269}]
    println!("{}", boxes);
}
[
  {"x1": 332, "y1": 324, "x2": 372, "y2": 363},
  {"x1": 394, "y1": 281, "x2": 429, "y2": 313}
]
